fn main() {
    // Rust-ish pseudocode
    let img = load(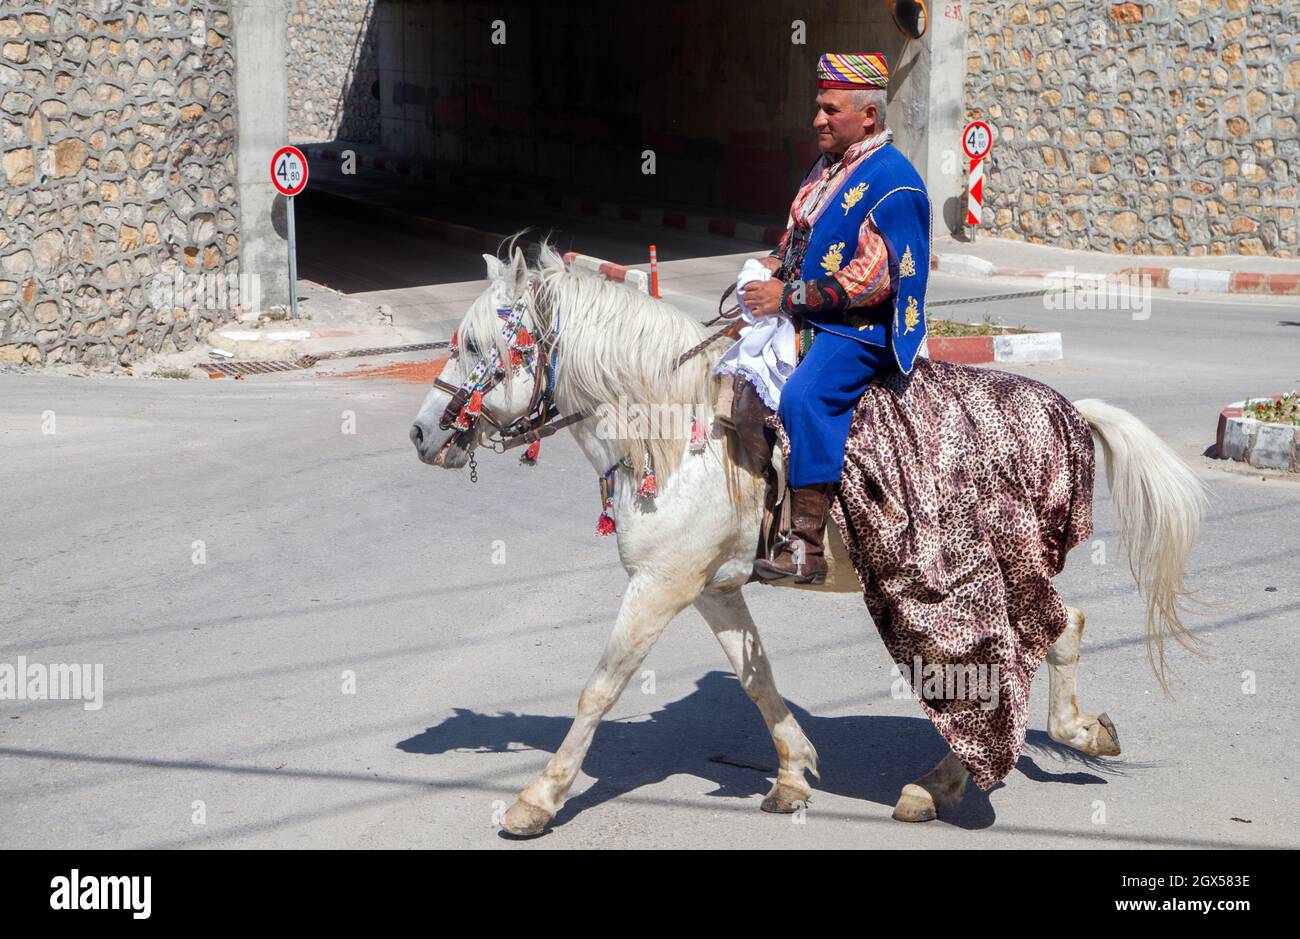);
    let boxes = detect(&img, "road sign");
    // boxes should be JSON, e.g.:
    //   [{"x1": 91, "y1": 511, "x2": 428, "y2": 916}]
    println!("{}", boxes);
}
[
  {"x1": 271, "y1": 145, "x2": 309, "y2": 197},
  {"x1": 962, "y1": 122, "x2": 992, "y2": 227},
  {"x1": 962, "y1": 121, "x2": 992, "y2": 161},
  {"x1": 270, "y1": 146, "x2": 308, "y2": 318}
]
